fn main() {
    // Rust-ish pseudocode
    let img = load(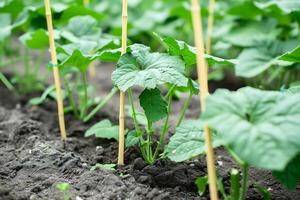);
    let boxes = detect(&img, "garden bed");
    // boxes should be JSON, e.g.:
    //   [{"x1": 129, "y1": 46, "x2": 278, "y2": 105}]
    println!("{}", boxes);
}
[{"x1": 0, "y1": 69, "x2": 299, "y2": 200}]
